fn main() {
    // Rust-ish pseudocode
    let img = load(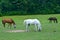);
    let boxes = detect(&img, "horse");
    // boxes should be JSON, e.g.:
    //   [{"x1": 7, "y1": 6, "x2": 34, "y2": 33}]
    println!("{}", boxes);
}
[
  {"x1": 24, "y1": 19, "x2": 42, "y2": 32},
  {"x1": 2, "y1": 18, "x2": 16, "y2": 28},
  {"x1": 48, "y1": 17, "x2": 58, "y2": 23}
]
